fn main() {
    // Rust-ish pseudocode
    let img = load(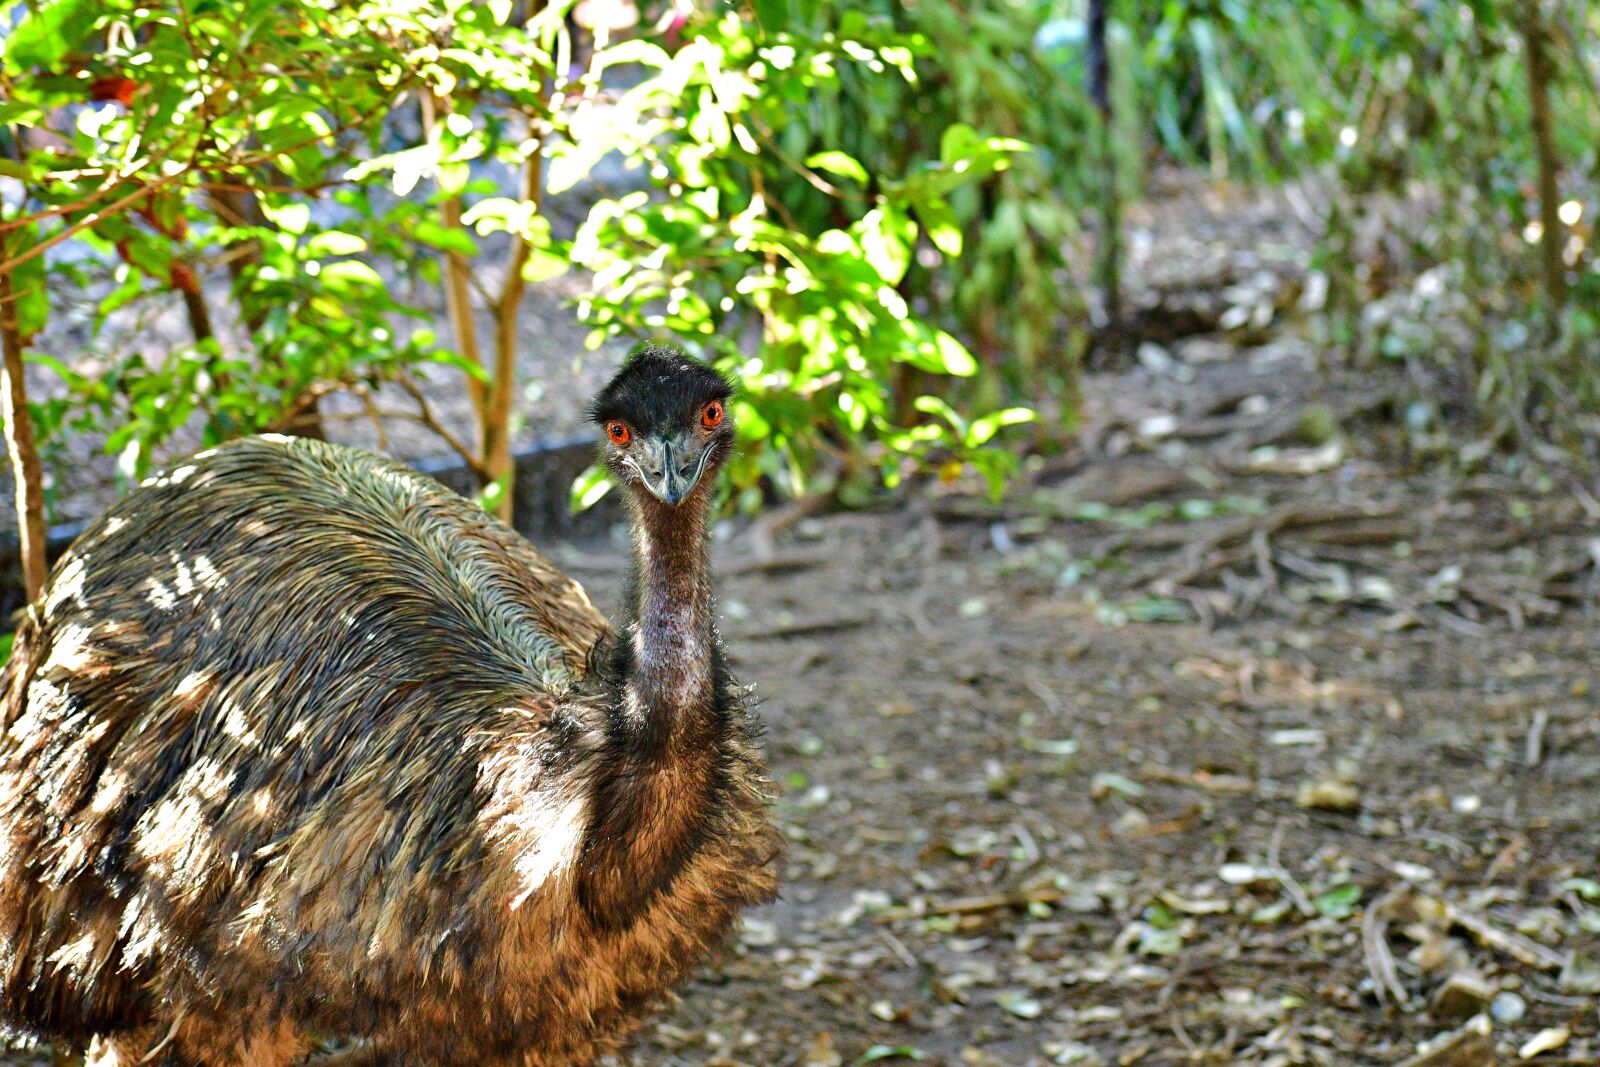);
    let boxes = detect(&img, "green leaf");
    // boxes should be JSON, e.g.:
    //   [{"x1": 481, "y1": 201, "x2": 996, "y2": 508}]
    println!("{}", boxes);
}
[
  {"x1": 476, "y1": 475, "x2": 510, "y2": 515},
  {"x1": 304, "y1": 231, "x2": 368, "y2": 257},
  {"x1": 1092, "y1": 771, "x2": 1147, "y2": 798},
  {"x1": 0, "y1": 102, "x2": 43, "y2": 126},
  {"x1": 995, "y1": 991, "x2": 1042, "y2": 1019},
  {"x1": 914, "y1": 195, "x2": 963, "y2": 257},
  {"x1": 263, "y1": 203, "x2": 312, "y2": 236},
  {"x1": 1559, "y1": 878, "x2": 1600, "y2": 901},
  {"x1": 414, "y1": 219, "x2": 477, "y2": 255},
  {"x1": 424, "y1": 350, "x2": 489, "y2": 382},
  {"x1": 965, "y1": 407, "x2": 1034, "y2": 447},
  {"x1": 569, "y1": 463, "x2": 614, "y2": 512},
  {"x1": 805, "y1": 150, "x2": 869, "y2": 186},
  {"x1": 858, "y1": 1046, "x2": 924, "y2": 1064},
  {"x1": 939, "y1": 122, "x2": 983, "y2": 166},
  {"x1": 912, "y1": 394, "x2": 965, "y2": 436},
  {"x1": 319, "y1": 260, "x2": 384, "y2": 288},
  {"x1": 854, "y1": 207, "x2": 914, "y2": 286},
  {"x1": 8, "y1": 233, "x2": 49, "y2": 339},
  {"x1": 1312, "y1": 884, "x2": 1362, "y2": 919},
  {"x1": 900, "y1": 327, "x2": 976, "y2": 377},
  {"x1": 751, "y1": 0, "x2": 789, "y2": 33},
  {"x1": 3, "y1": 0, "x2": 98, "y2": 73},
  {"x1": 1126, "y1": 597, "x2": 1189, "y2": 623},
  {"x1": 521, "y1": 246, "x2": 568, "y2": 284},
  {"x1": 393, "y1": 144, "x2": 439, "y2": 197}
]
